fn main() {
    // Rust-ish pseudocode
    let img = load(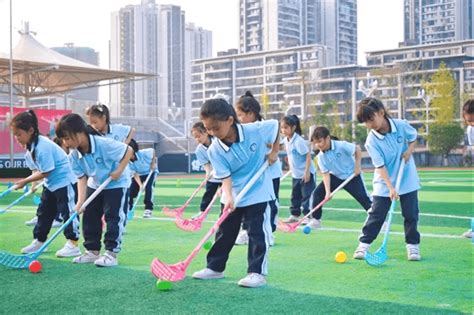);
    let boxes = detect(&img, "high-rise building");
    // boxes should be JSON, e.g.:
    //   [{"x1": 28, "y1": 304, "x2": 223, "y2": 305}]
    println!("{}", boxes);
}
[
  {"x1": 404, "y1": 0, "x2": 474, "y2": 46},
  {"x1": 185, "y1": 23, "x2": 212, "y2": 122},
  {"x1": 110, "y1": 0, "x2": 211, "y2": 124},
  {"x1": 51, "y1": 43, "x2": 99, "y2": 102},
  {"x1": 239, "y1": 0, "x2": 357, "y2": 65},
  {"x1": 110, "y1": 0, "x2": 162, "y2": 118},
  {"x1": 315, "y1": 0, "x2": 358, "y2": 65}
]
